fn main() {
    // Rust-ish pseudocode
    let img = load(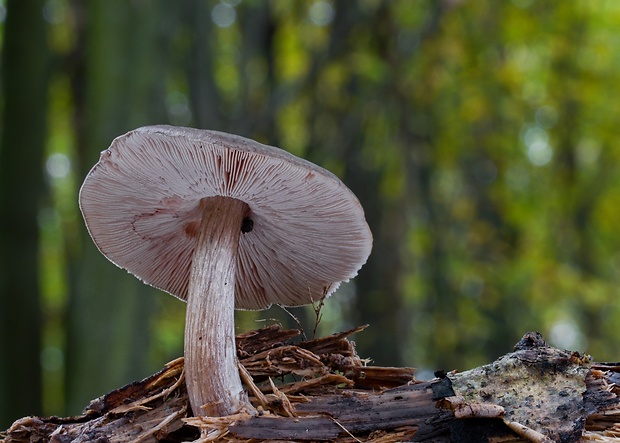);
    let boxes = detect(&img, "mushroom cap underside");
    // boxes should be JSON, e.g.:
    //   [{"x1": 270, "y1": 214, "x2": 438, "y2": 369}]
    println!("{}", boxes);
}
[{"x1": 79, "y1": 125, "x2": 373, "y2": 310}]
